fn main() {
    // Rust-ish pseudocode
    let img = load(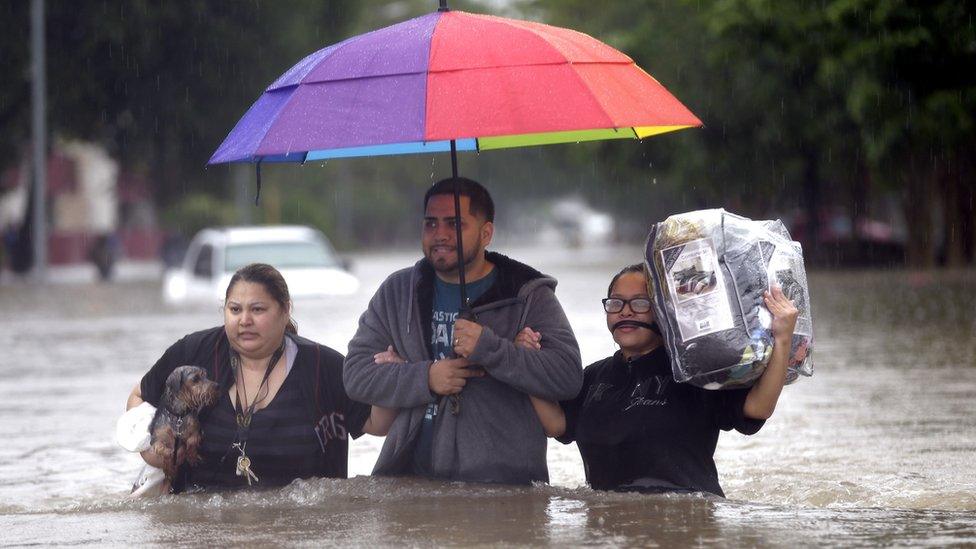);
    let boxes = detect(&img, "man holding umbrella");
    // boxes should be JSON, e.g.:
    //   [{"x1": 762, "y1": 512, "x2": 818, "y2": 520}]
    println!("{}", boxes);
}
[
  {"x1": 343, "y1": 177, "x2": 582, "y2": 485},
  {"x1": 207, "y1": 1, "x2": 701, "y2": 484}
]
